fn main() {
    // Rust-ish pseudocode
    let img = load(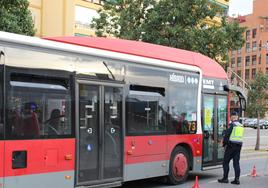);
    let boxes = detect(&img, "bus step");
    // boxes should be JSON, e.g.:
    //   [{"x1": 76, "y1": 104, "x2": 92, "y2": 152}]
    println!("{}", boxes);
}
[{"x1": 202, "y1": 165, "x2": 222, "y2": 171}]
